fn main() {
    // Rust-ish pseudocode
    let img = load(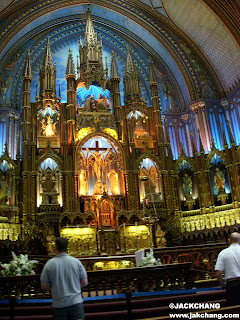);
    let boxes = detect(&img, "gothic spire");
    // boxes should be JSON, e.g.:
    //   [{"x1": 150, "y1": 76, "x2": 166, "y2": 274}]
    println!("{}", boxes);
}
[
  {"x1": 111, "y1": 51, "x2": 120, "y2": 79},
  {"x1": 84, "y1": 9, "x2": 98, "y2": 46},
  {"x1": 40, "y1": 37, "x2": 56, "y2": 95},
  {"x1": 125, "y1": 46, "x2": 137, "y2": 74},
  {"x1": 124, "y1": 46, "x2": 141, "y2": 103},
  {"x1": 23, "y1": 50, "x2": 32, "y2": 80},
  {"x1": 79, "y1": 9, "x2": 105, "y2": 89},
  {"x1": 44, "y1": 37, "x2": 54, "y2": 70},
  {"x1": 66, "y1": 48, "x2": 75, "y2": 76}
]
